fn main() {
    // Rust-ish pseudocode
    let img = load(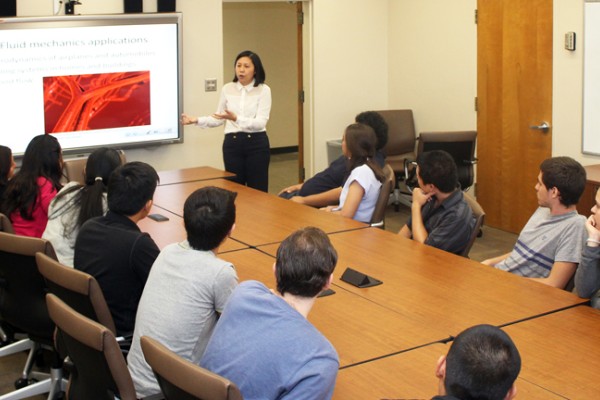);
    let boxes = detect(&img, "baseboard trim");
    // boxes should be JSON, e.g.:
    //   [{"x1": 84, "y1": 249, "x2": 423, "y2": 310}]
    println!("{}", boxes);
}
[{"x1": 270, "y1": 146, "x2": 298, "y2": 155}]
